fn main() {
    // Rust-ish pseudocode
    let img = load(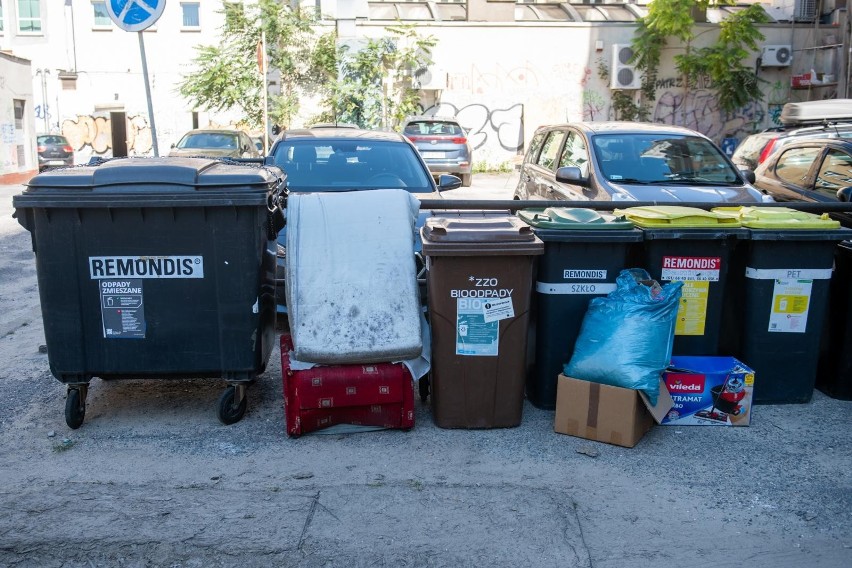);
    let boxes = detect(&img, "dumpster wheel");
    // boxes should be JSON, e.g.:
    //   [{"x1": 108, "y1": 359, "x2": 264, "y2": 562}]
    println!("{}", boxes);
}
[
  {"x1": 65, "y1": 385, "x2": 87, "y2": 429},
  {"x1": 217, "y1": 384, "x2": 247, "y2": 425}
]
